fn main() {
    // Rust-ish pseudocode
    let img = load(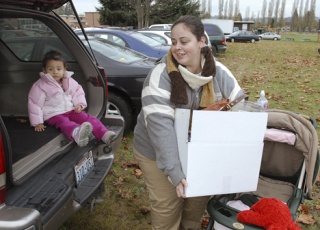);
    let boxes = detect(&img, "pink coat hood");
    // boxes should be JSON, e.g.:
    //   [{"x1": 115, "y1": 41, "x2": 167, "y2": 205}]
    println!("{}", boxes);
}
[{"x1": 28, "y1": 71, "x2": 87, "y2": 126}]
